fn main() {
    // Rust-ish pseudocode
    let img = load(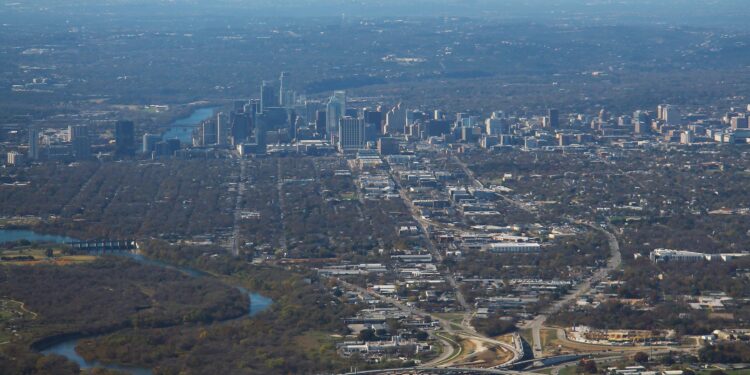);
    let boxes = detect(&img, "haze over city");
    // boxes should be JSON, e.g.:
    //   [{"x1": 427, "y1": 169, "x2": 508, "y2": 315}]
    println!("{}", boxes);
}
[{"x1": 2, "y1": 1, "x2": 750, "y2": 375}]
